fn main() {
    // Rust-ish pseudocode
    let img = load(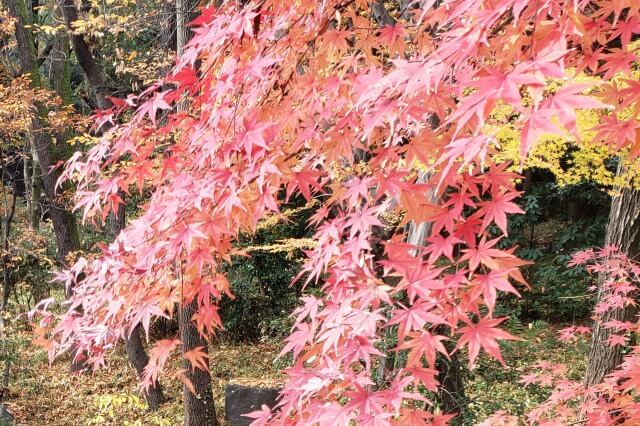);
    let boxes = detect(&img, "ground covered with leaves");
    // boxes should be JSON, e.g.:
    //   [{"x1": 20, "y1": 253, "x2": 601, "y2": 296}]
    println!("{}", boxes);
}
[
  {"x1": 3, "y1": 320, "x2": 590, "y2": 425},
  {"x1": 8, "y1": 334, "x2": 283, "y2": 425},
  {"x1": 465, "y1": 320, "x2": 588, "y2": 423}
]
